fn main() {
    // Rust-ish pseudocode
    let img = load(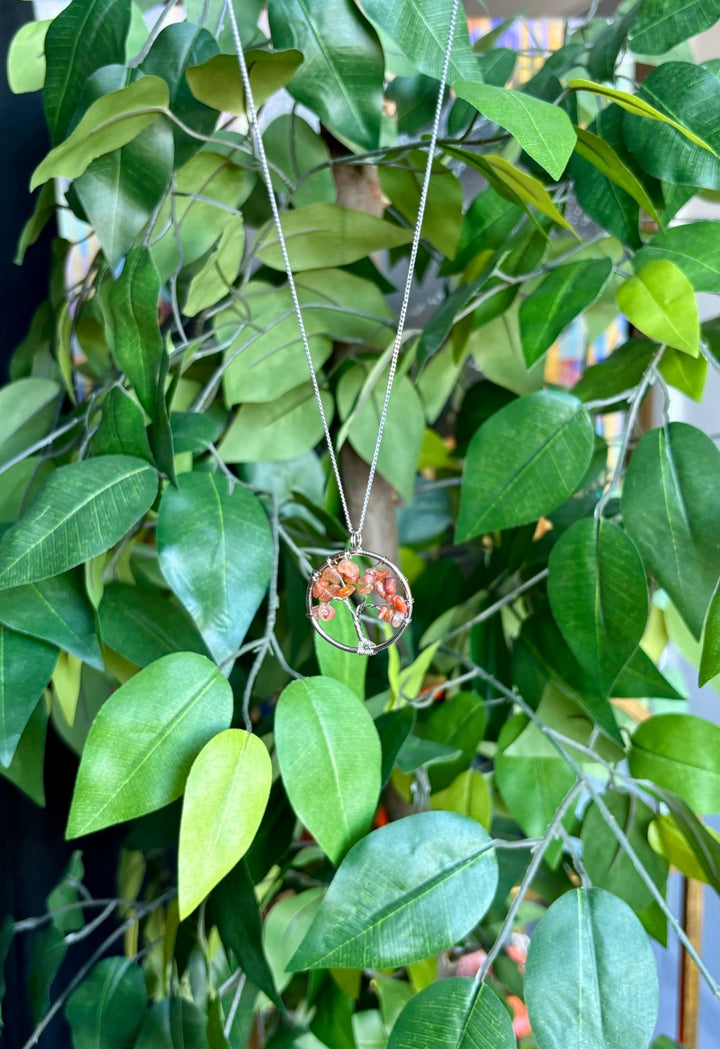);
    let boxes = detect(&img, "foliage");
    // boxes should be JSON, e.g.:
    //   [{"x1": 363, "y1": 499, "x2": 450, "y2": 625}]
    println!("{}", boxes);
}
[{"x1": 2, "y1": 0, "x2": 719, "y2": 1046}]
